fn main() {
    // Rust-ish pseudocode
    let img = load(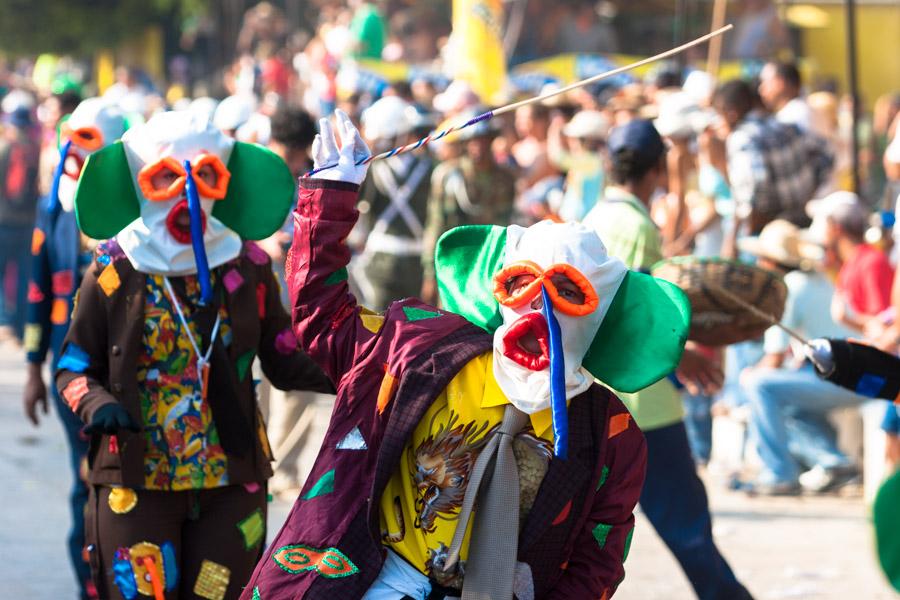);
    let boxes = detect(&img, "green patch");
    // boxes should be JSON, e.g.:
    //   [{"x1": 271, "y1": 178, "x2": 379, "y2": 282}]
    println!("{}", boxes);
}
[
  {"x1": 301, "y1": 469, "x2": 335, "y2": 500},
  {"x1": 236, "y1": 350, "x2": 255, "y2": 381},
  {"x1": 596, "y1": 465, "x2": 610, "y2": 491},
  {"x1": 324, "y1": 268, "x2": 348, "y2": 285},
  {"x1": 623, "y1": 526, "x2": 635, "y2": 561},
  {"x1": 402, "y1": 306, "x2": 441, "y2": 322},
  {"x1": 252, "y1": 586, "x2": 261, "y2": 600},
  {"x1": 592, "y1": 522, "x2": 613, "y2": 550},
  {"x1": 237, "y1": 508, "x2": 265, "y2": 550}
]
